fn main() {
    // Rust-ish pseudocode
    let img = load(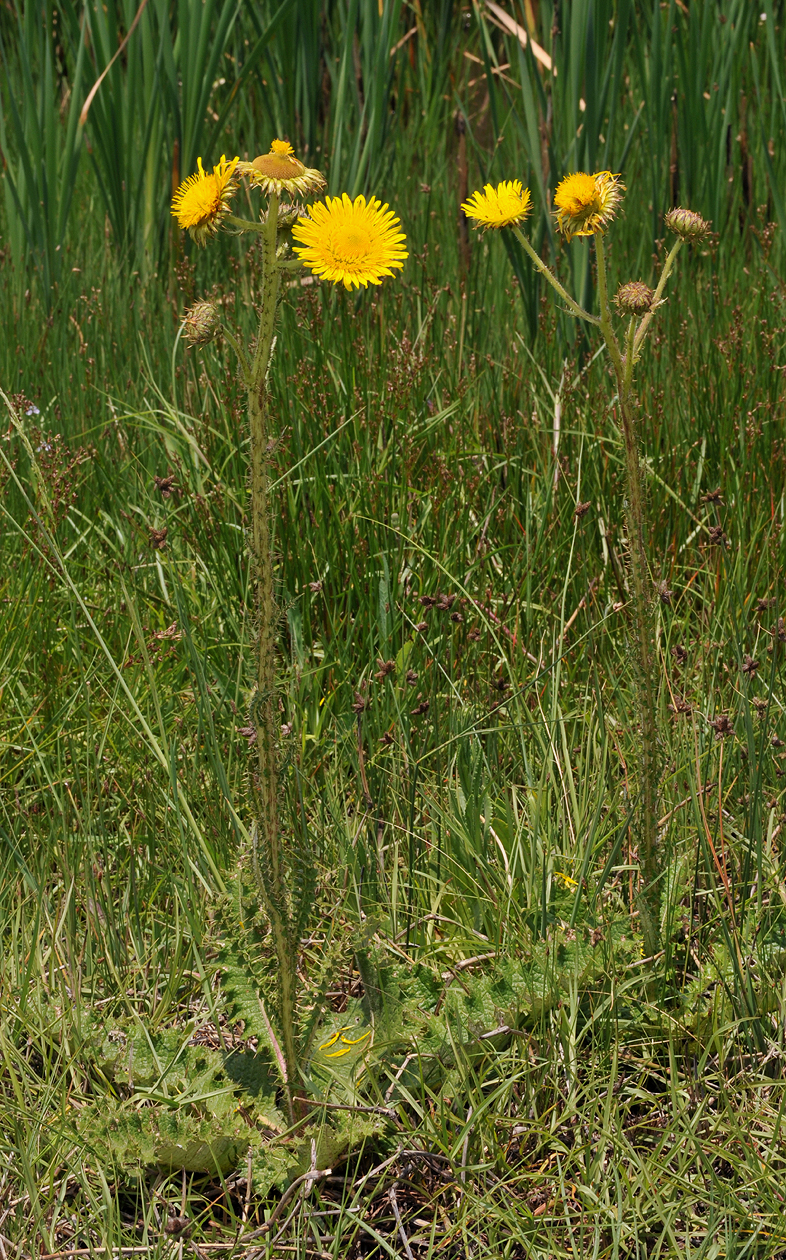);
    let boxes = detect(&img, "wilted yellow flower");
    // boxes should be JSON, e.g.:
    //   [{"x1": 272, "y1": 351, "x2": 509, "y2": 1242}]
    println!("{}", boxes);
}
[
  {"x1": 554, "y1": 170, "x2": 623, "y2": 241},
  {"x1": 171, "y1": 155, "x2": 239, "y2": 245},
  {"x1": 317, "y1": 1023, "x2": 371, "y2": 1058},
  {"x1": 461, "y1": 179, "x2": 532, "y2": 230},
  {"x1": 291, "y1": 193, "x2": 408, "y2": 290},
  {"x1": 238, "y1": 139, "x2": 325, "y2": 198}
]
